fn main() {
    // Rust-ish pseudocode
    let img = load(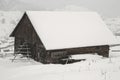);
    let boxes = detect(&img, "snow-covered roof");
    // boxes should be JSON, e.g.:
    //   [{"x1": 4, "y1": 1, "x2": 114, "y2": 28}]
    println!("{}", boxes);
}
[{"x1": 26, "y1": 11, "x2": 118, "y2": 50}]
